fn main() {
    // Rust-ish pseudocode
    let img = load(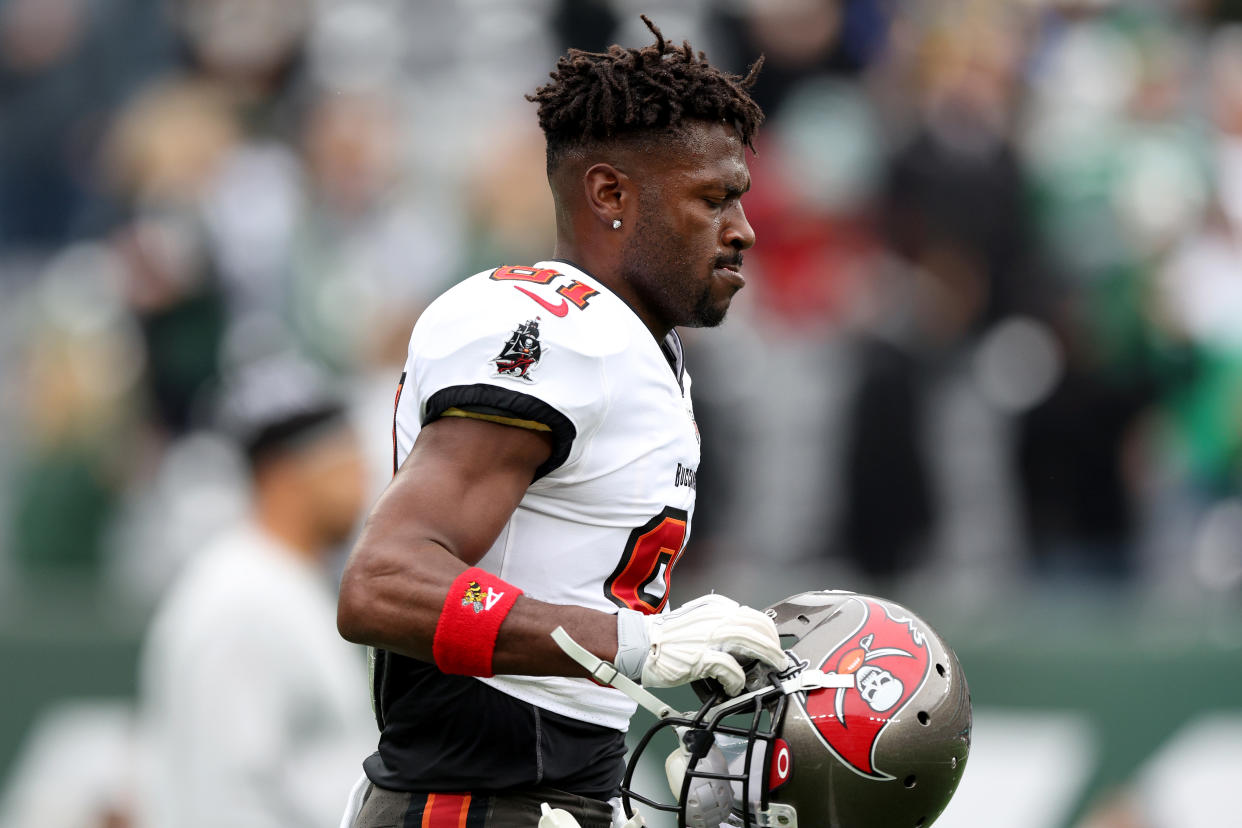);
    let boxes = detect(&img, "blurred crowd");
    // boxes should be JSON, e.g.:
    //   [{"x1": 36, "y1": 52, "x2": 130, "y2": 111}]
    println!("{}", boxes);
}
[{"x1": 6, "y1": 0, "x2": 1242, "y2": 614}]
